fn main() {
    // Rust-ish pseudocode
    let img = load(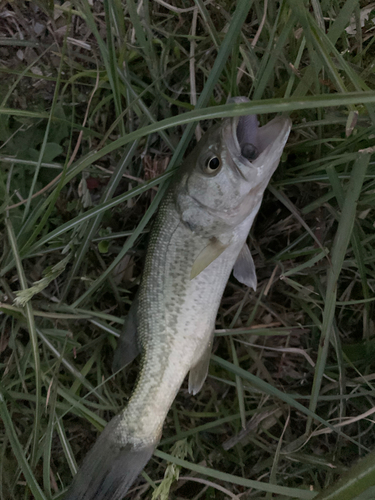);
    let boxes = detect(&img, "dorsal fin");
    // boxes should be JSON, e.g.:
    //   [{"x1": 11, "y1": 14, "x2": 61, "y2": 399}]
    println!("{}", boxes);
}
[{"x1": 112, "y1": 295, "x2": 140, "y2": 372}]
